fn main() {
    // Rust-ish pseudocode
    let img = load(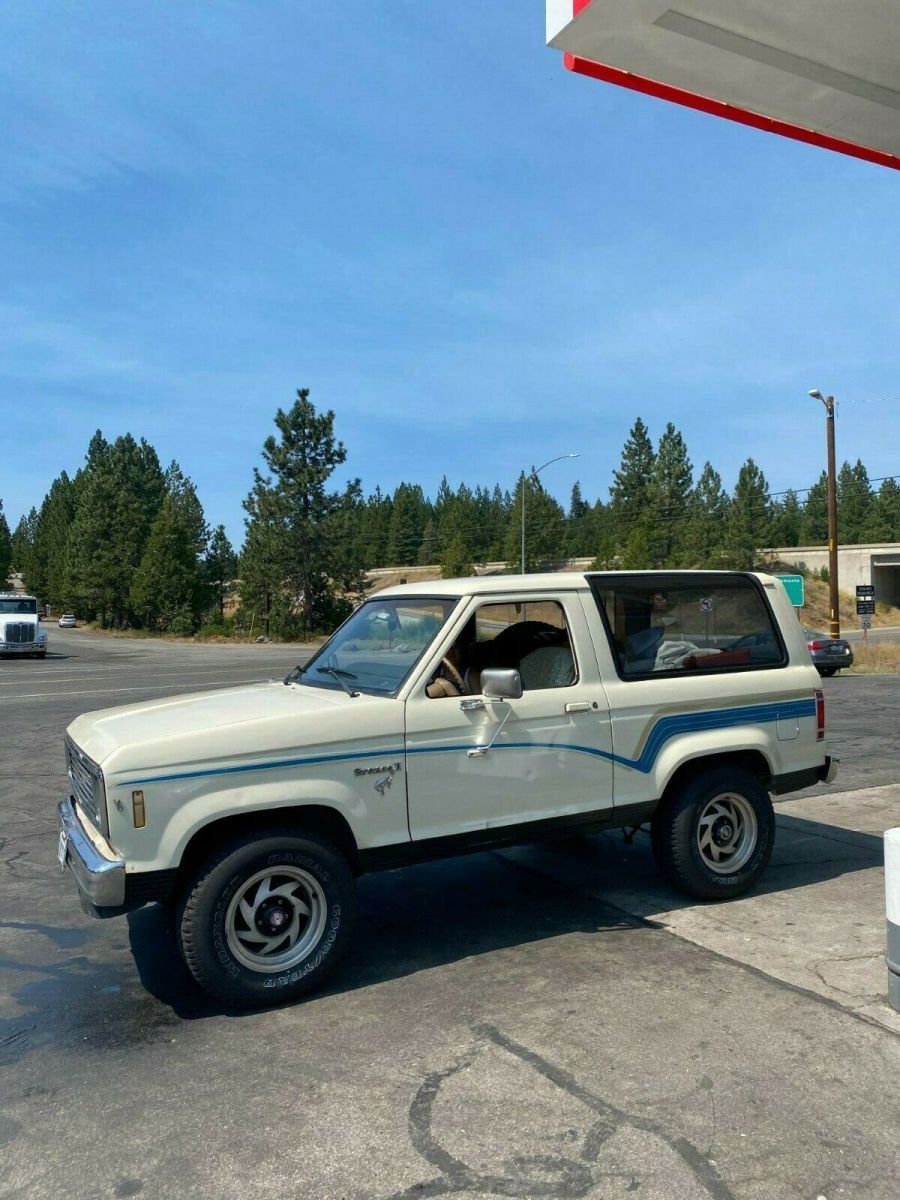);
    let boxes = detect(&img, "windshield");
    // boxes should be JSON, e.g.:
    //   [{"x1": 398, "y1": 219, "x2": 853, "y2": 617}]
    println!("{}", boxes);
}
[
  {"x1": 297, "y1": 596, "x2": 458, "y2": 696},
  {"x1": 0, "y1": 598, "x2": 37, "y2": 615}
]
